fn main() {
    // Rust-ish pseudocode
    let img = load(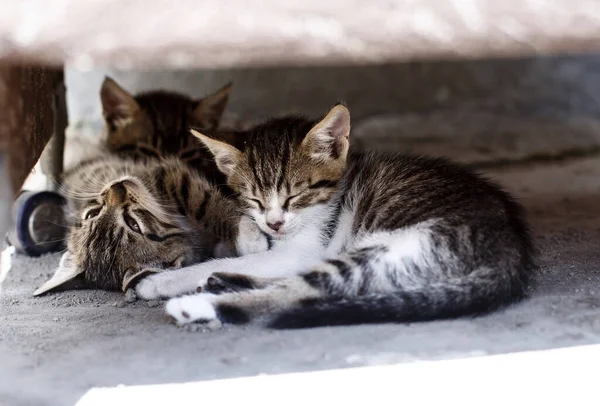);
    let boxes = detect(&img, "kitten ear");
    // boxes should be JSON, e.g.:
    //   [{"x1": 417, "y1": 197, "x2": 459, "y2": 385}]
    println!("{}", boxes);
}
[
  {"x1": 100, "y1": 77, "x2": 140, "y2": 127},
  {"x1": 302, "y1": 104, "x2": 351, "y2": 162},
  {"x1": 192, "y1": 82, "x2": 232, "y2": 130},
  {"x1": 190, "y1": 128, "x2": 242, "y2": 177},
  {"x1": 33, "y1": 252, "x2": 87, "y2": 296}
]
